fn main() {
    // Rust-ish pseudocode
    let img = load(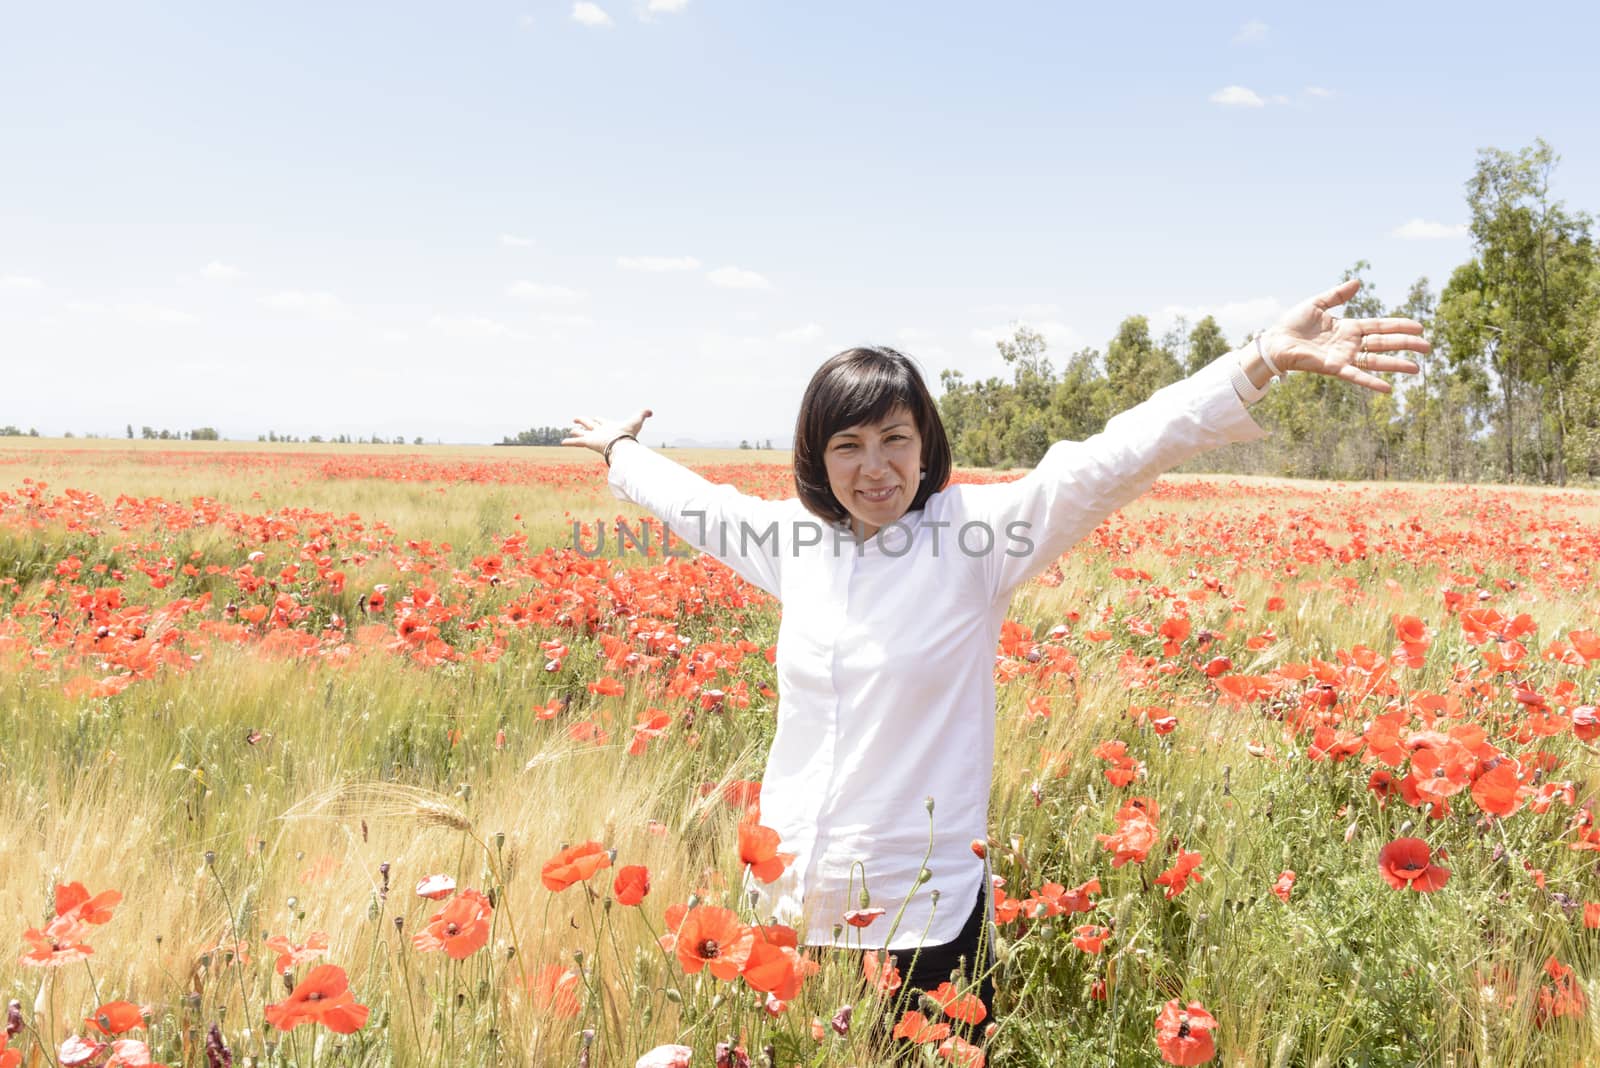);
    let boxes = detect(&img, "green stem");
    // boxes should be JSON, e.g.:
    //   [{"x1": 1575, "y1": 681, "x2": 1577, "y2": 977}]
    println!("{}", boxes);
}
[{"x1": 205, "y1": 857, "x2": 257, "y2": 1057}]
